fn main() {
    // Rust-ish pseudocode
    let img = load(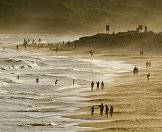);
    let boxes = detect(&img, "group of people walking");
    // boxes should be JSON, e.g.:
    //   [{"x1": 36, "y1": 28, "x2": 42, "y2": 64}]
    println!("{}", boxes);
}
[
  {"x1": 90, "y1": 103, "x2": 114, "y2": 117},
  {"x1": 91, "y1": 81, "x2": 104, "y2": 91}
]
